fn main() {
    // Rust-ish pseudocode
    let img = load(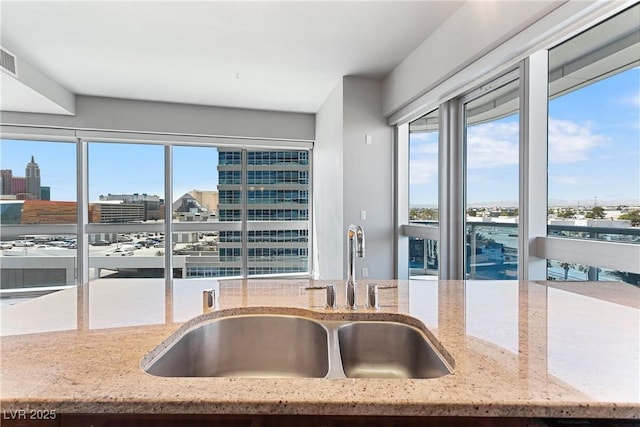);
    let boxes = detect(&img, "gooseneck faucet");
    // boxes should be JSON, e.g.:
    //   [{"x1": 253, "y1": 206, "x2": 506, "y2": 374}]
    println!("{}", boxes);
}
[{"x1": 346, "y1": 224, "x2": 365, "y2": 309}]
